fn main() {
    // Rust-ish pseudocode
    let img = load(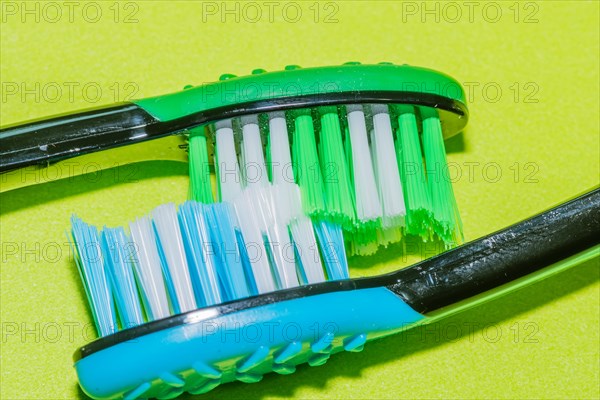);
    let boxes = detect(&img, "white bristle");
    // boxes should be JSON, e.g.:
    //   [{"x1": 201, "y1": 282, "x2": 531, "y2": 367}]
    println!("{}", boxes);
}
[
  {"x1": 268, "y1": 113, "x2": 295, "y2": 185},
  {"x1": 370, "y1": 105, "x2": 406, "y2": 228},
  {"x1": 129, "y1": 216, "x2": 171, "y2": 320},
  {"x1": 240, "y1": 115, "x2": 269, "y2": 187},
  {"x1": 346, "y1": 105, "x2": 383, "y2": 221},
  {"x1": 290, "y1": 216, "x2": 325, "y2": 283},
  {"x1": 265, "y1": 184, "x2": 300, "y2": 288},
  {"x1": 233, "y1": 194, "x2": 278, "y2": 294},
  {"x1": 284, "y1": 183, "x2": 326, "y2": 284},
  {"x1": 286, "y1": 182, "x2": 304, "y2": 217},
  {"x1": 245, "y1": 185, "x2": 299, "y2": 289},
  {"x1": 215, "y1": 119, "x2": 242, "y2": 202},
  {"x1": 152, "y1": 204, "x2": 197, "y2": 313}
]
